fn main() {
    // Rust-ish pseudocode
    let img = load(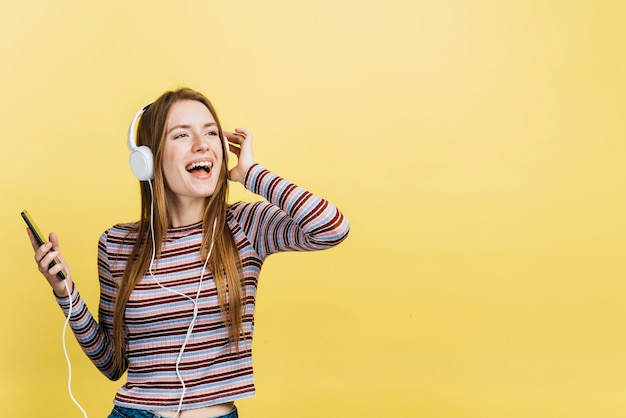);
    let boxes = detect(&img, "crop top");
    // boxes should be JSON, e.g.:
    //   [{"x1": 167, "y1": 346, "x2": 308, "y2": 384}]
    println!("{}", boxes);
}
[{"x1": 56, "y1": 164, "x2": 350, "y2": 410}]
